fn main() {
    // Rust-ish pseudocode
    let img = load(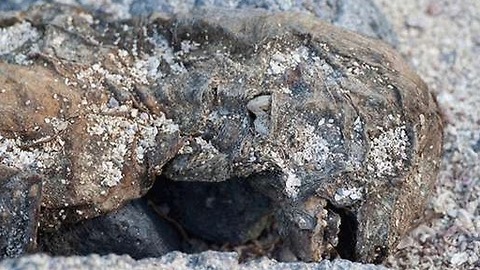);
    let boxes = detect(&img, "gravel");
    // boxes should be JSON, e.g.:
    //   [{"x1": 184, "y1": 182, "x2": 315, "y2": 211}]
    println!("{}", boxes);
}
[
  {"x1": 372, "y1": 0, "x2": 480, "y2": 269},
  {"x1": 0, "y1": 251, "x2": 388, "y2": 270}
]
